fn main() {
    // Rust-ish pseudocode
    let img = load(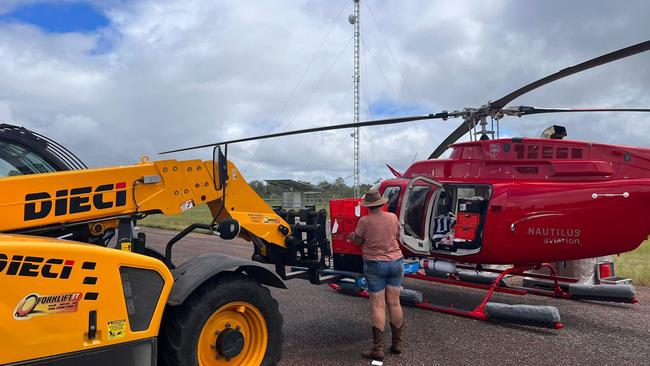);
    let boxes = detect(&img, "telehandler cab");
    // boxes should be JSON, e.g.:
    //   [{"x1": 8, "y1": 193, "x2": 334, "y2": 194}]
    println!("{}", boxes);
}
[{"x1": 0, "y1": 124, "x2": 331, "y2": 366}]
